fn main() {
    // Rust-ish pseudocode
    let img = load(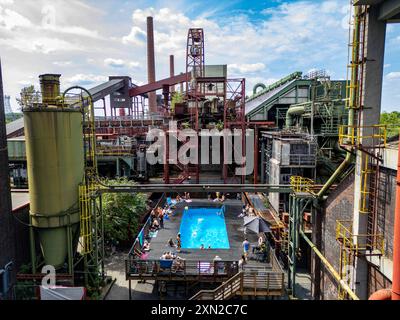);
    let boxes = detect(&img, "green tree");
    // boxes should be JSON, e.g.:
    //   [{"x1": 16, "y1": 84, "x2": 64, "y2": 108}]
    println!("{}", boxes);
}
[
  {"x1": 101, "y1": 178, "x2": 148, "y2": 245},
  {"x1": 16, "y1": 85, "x2": 40, "y2": 109},
  {"x1": 380, "y1": 111, "x2": 400, "y2": 138}
]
